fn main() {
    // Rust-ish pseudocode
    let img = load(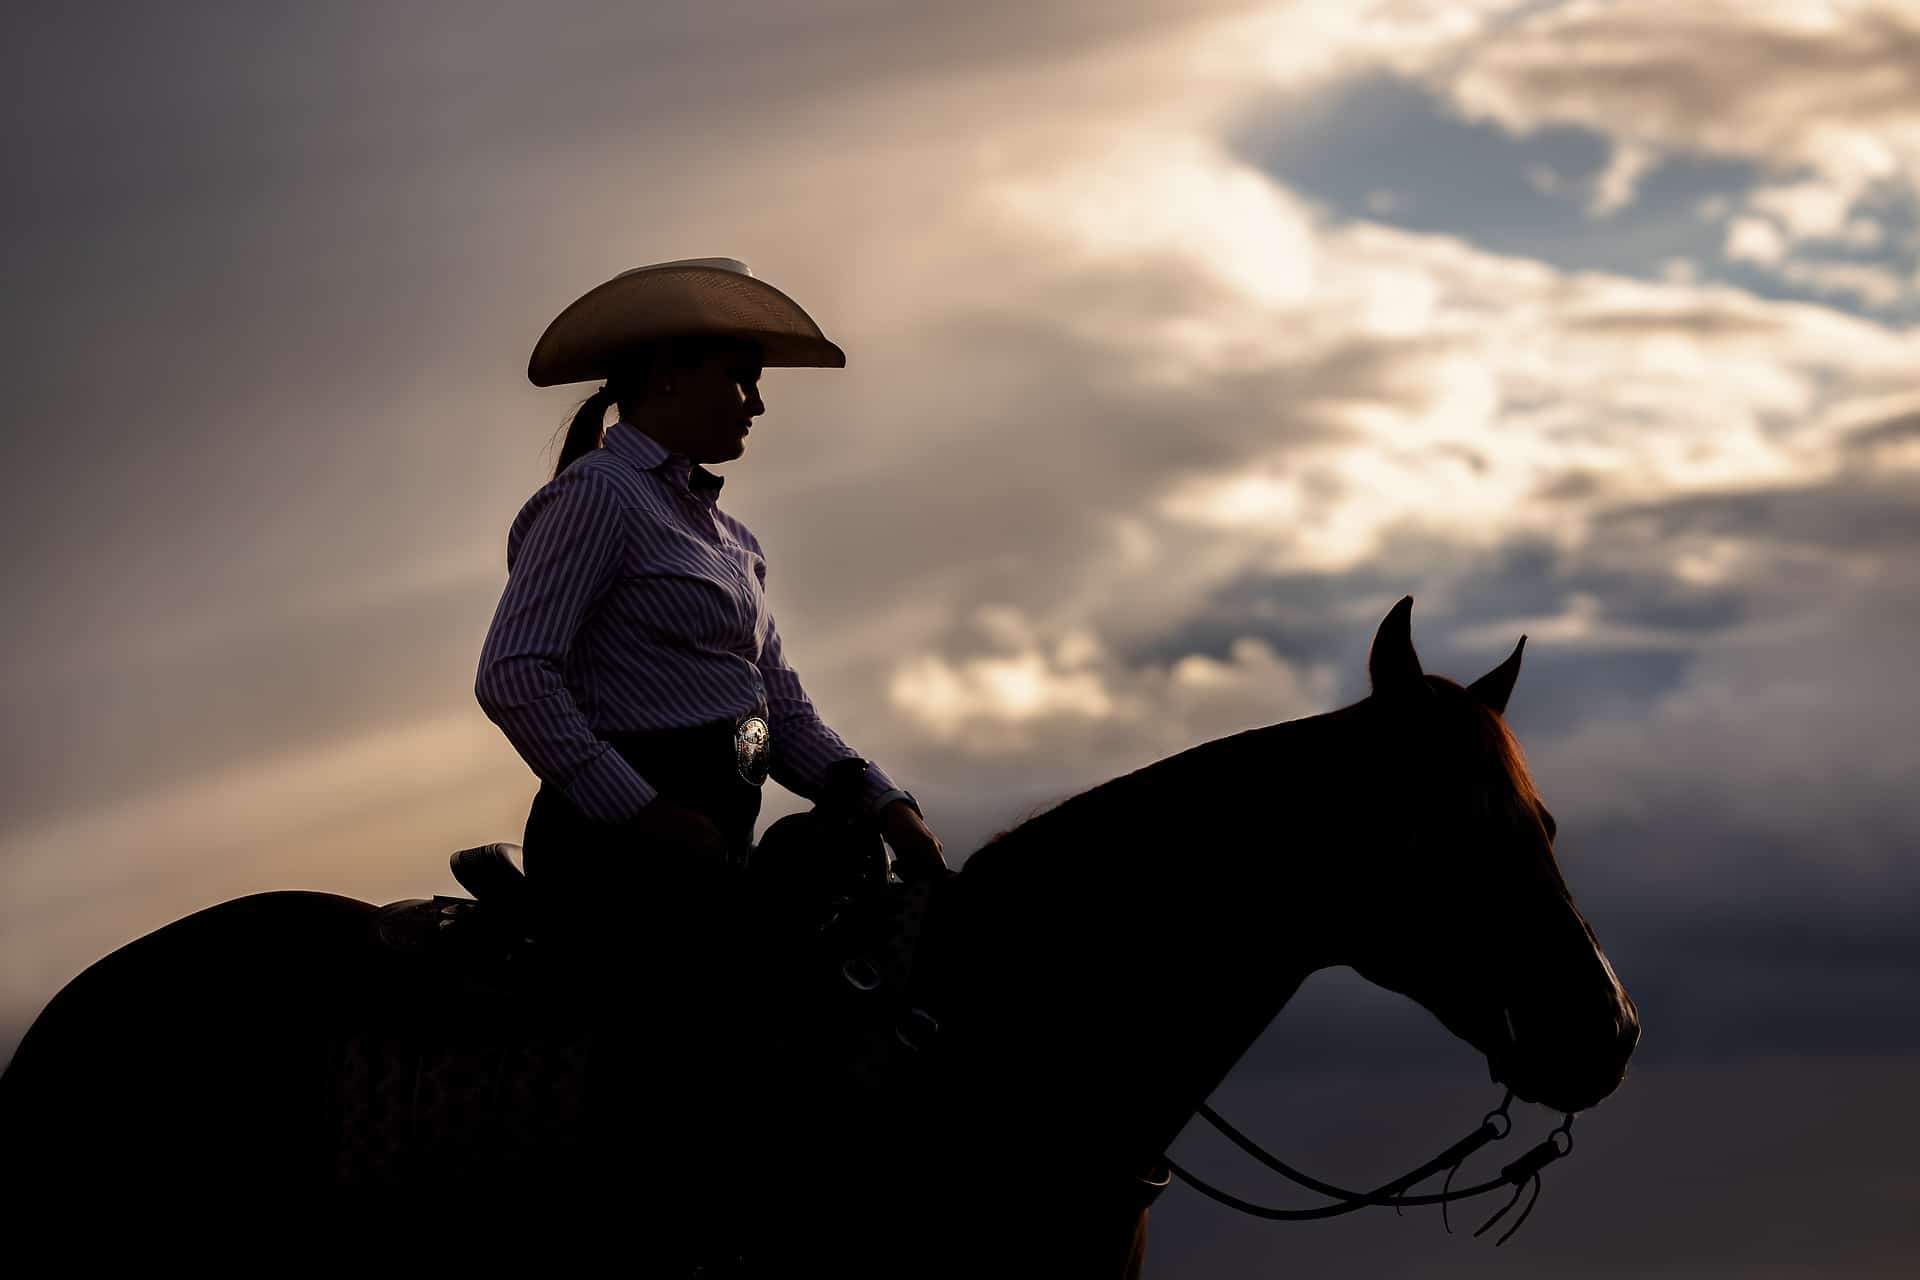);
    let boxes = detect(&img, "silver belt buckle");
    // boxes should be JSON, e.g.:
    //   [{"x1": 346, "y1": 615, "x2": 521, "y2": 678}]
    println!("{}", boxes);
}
[{"x1": 733, "y1": 714, "x2": 771, "y2": 786}]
